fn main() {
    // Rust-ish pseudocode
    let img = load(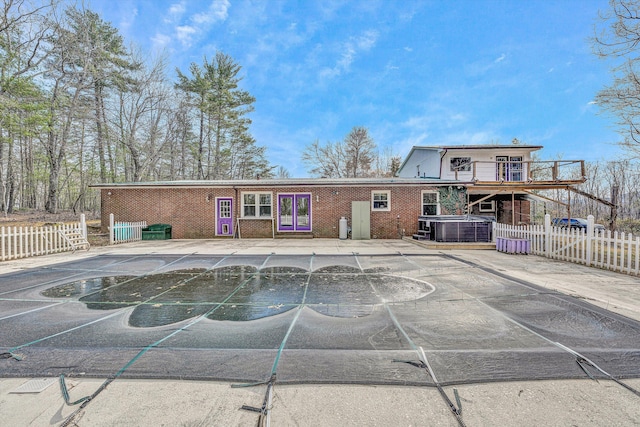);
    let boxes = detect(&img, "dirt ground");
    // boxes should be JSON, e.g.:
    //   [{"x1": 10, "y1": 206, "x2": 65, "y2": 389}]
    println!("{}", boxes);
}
[{"x1": 0, "y1": 209, "x2": 108, "y2": 246}]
